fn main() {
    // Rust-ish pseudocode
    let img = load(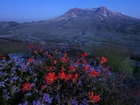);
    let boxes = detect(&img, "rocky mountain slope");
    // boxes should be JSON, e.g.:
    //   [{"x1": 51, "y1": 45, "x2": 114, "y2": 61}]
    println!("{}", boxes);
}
[{"x1": 0, "y1": 6, "x2": 140, "y2": 55}]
